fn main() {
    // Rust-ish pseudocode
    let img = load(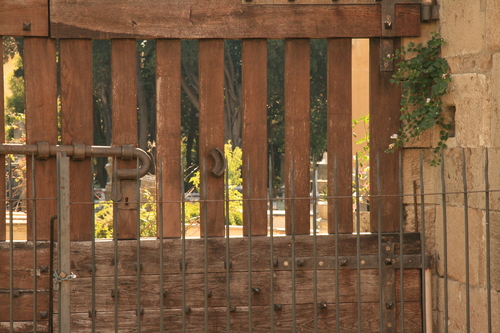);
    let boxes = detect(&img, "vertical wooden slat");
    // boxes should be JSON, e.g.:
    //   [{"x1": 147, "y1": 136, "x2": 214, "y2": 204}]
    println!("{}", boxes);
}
[
  {"x1": 60, "y1": 39, "x2": 93, "y2": 241},
  {"x1": 327, "y1": 38, "x2": 353, "y2": 234},
  {"x1": 242, "y1": 39, "x2": 268, "y2": 236},
  {"x1": 24, "y1": 37, "x2": 58, "y2": 241},
  {"x1": 199, "y1": 39, "x2": 225, "y2": 237},
  {"x1": 284, "y1": 39, "x2": 311, "y2": 235},
  {"x1": 111, "y1": 39, "x2": 138, "y2": 239},
  {"x1": 156, "y1": 39, "x2": 182, "y2": 238},
  {"x1": 369, "y1": 38, "x2": 401, "y2": 232},
  {"x1": 0, "y1": 44, "x2": 5, "y2": 241}
]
